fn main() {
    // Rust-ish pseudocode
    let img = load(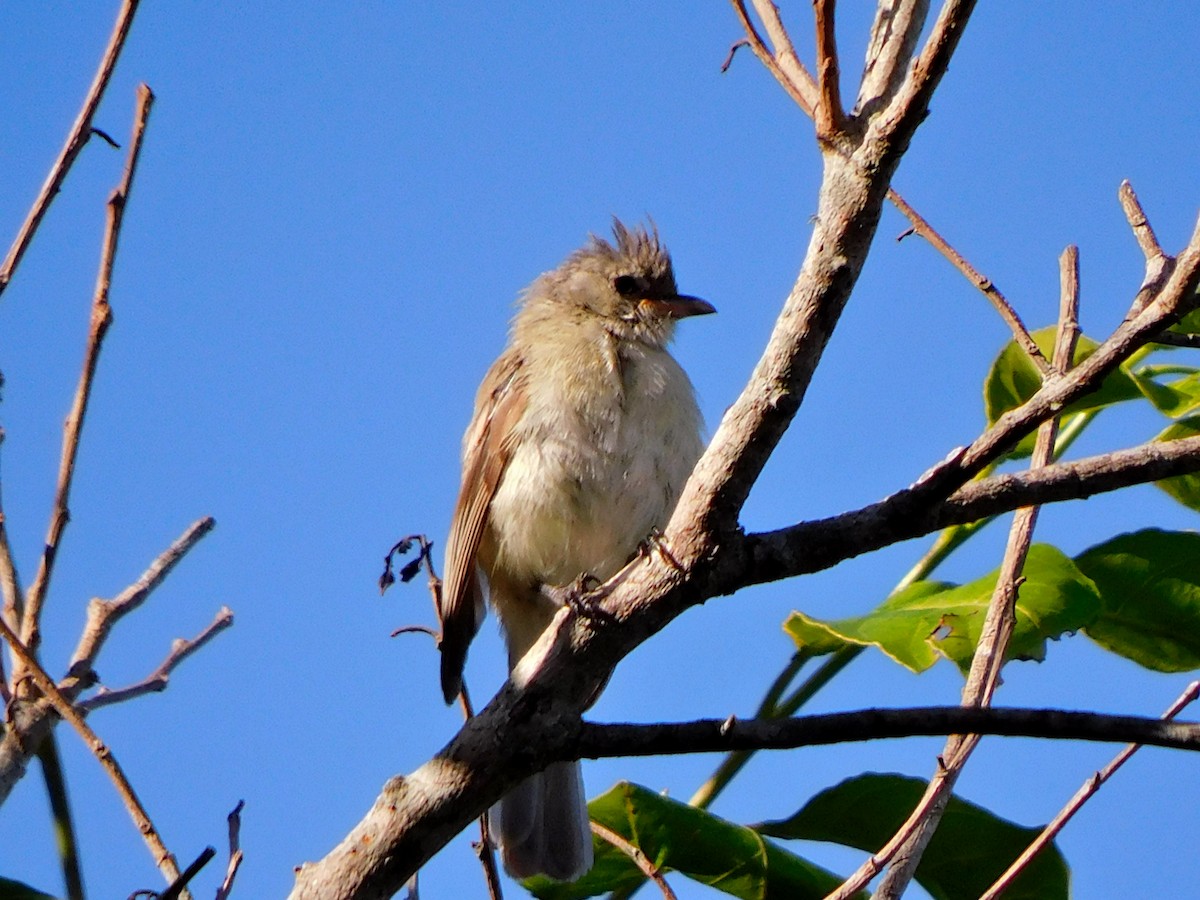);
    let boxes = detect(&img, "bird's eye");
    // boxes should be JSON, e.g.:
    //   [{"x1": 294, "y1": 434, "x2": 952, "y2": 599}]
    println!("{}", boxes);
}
[{"x1": 613, "y1": 274, "x2": 640, "y2": 297}]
